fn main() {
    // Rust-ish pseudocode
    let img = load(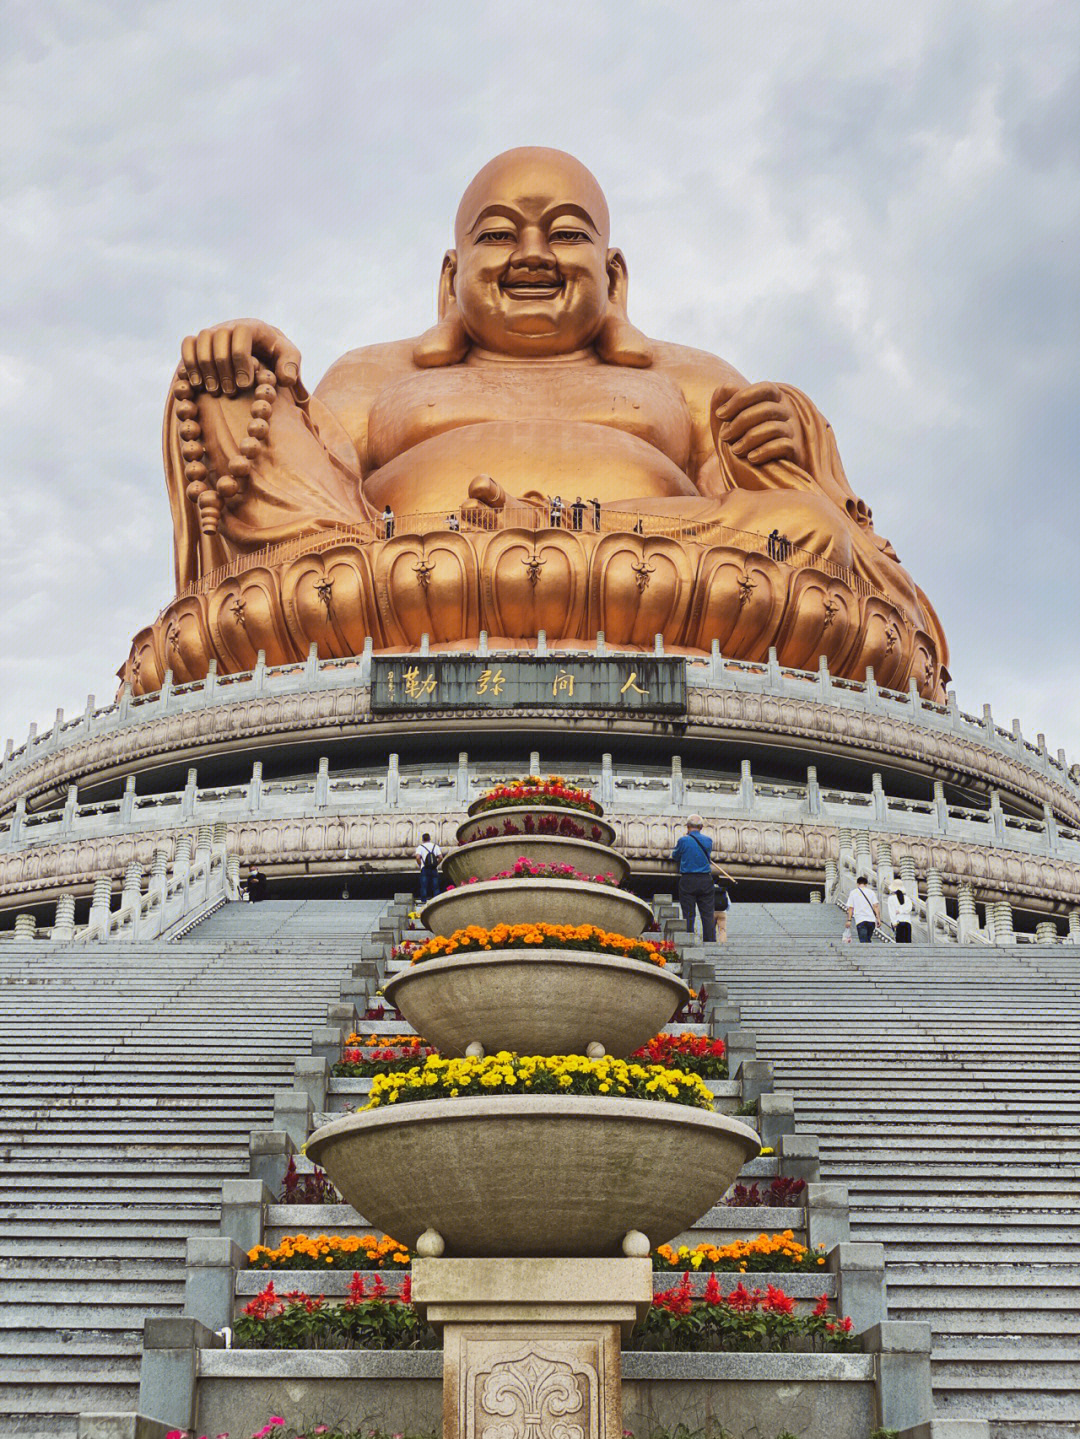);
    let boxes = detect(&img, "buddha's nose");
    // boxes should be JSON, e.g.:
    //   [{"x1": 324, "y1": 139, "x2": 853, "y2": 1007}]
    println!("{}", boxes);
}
[{"x1": 509, "y1": 226, "x2": 556, "y2": 270}]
